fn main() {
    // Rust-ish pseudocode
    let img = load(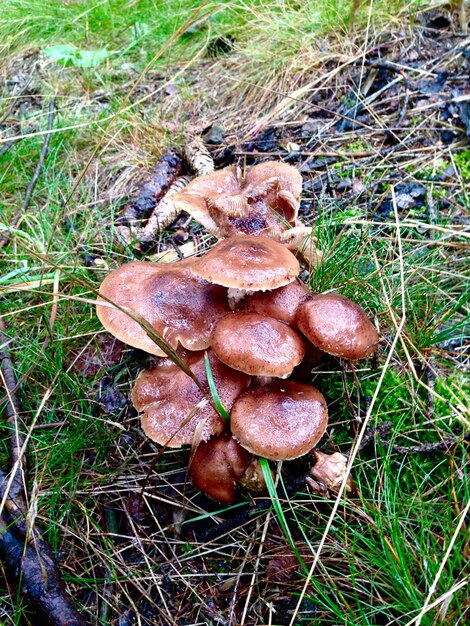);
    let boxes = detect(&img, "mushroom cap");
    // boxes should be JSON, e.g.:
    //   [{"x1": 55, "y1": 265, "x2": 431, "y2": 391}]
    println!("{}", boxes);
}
[
  {"x1": 192, "y1": 235, "x2": 300, "y2": 291},
  {"x1": 171, "y1": 165, "x2": 242, "y2": 236},
  {"x1": 211, "y1": 312, "x2": 306, "y2": 377},
  {"x1": 244, "y1": 161, "x2": 302, "y2": 202},
  {"x1": 96, "y1": 261, "x2": 230, "y2": 356},
  {"x1": 171, "y1": 162, "x2": 303, "y2": 240},
  {"x1": 231, "y1": 381, "x2": 328, "y2": 461},
  {"x1": 244, "y1": 280, "x2": 309, "y2": 326},
  {"x1": 296, "y1": 294, "x2": 379, "y2": 360},
  {"x1": 189, "y1": 433, "x2": 252, "y2": 503},
  {"x1": 131, "y1": 350, "x2": 249, "y2": 447}
]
